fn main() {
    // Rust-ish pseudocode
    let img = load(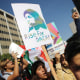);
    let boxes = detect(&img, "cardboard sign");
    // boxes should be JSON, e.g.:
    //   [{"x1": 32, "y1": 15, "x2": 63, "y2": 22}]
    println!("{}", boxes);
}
[{"x1": 11, "y1": 3, "x2": 53, "y2": 50}]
